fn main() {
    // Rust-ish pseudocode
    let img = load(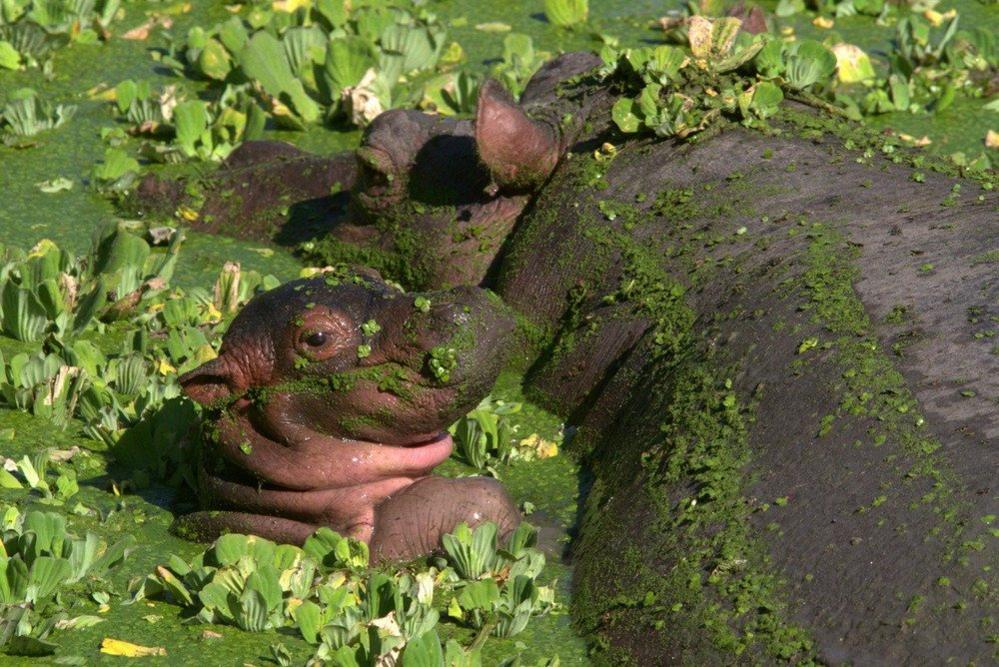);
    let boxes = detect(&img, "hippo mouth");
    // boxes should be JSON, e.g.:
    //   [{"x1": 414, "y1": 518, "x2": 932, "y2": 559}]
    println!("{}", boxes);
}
[{"x1": 197, "y1": 397, "x2": 454, "y2": 539}]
